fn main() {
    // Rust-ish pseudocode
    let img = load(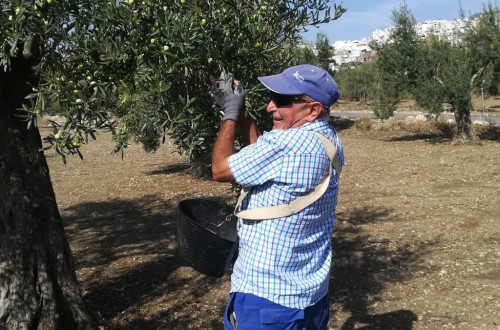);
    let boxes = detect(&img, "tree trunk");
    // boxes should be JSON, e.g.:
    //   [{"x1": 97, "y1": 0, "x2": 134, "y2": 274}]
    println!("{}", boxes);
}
[
  {"x1": 452, "y1": 101, "x2": 479, "y2": 144},
  {"x1": 0, "y1": 54, "x2": 94, "y2": 328}
]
